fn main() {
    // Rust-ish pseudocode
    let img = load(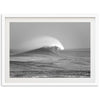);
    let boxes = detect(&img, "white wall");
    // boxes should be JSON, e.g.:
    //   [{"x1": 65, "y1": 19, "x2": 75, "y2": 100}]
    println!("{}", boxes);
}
[{"x1": 0, "y1": 0, "x2": 100, "y2": 100}]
